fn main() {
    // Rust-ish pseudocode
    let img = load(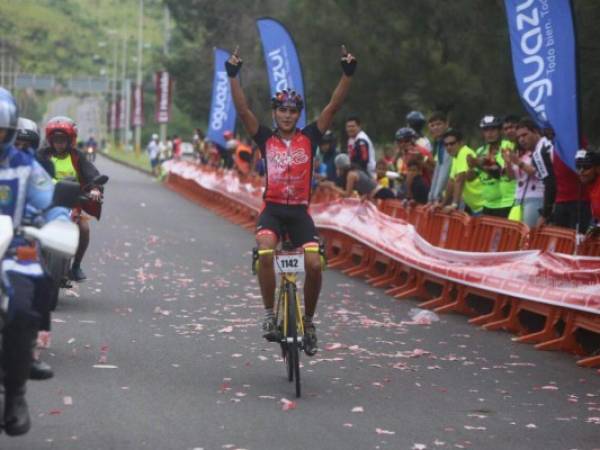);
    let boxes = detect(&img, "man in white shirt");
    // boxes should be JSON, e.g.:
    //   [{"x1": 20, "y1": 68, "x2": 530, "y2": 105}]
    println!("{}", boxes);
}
[{"x1": 345, "y1": 116, "x2": 376, "y2": 178}]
